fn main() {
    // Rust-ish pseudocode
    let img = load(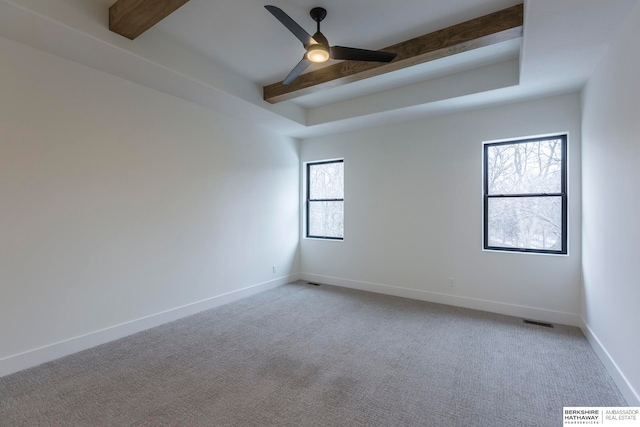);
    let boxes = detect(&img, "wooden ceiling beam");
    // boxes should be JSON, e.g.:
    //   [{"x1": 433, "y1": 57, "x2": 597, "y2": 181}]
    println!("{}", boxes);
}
[
  {"x1": 109, "y1": 0, "x2": 190, "y2": 40},
  {"x1": 263, "y1": 4, "x2": 523, "y2": 104}
]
